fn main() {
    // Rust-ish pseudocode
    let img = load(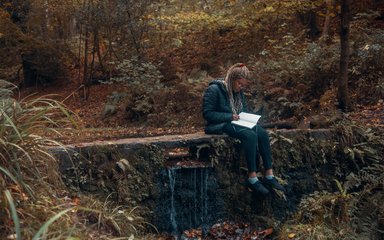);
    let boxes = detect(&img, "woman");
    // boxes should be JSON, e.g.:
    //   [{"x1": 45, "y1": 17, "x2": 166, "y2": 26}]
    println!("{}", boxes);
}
[{"x1": 202, "y1": 63, "x2": 285, "y2": 195}]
